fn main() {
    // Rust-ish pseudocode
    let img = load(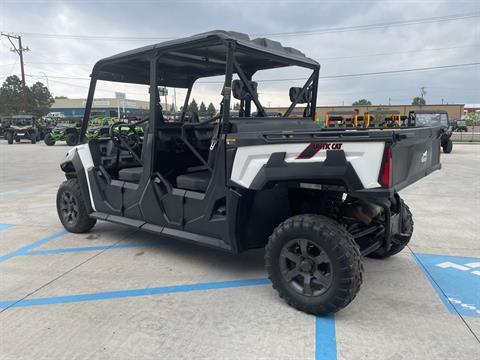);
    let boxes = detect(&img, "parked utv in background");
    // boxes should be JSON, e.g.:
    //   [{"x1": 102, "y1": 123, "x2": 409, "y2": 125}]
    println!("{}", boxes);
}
[
  {"x1": 44, "y1": 119, "x2": 82, "y2": 146},
  {"x1": 55, "y1": 31, "x2": 443, "y2": 316},
  {"x1": 3, "y1": 115, "x2": 38, "y2": 144},
  {"x1": 452, "y1": 119, "x2": 468, "y2": 132},
  {"x1": 410, "y1": 110, "x2": 453, "y2": 153}
]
